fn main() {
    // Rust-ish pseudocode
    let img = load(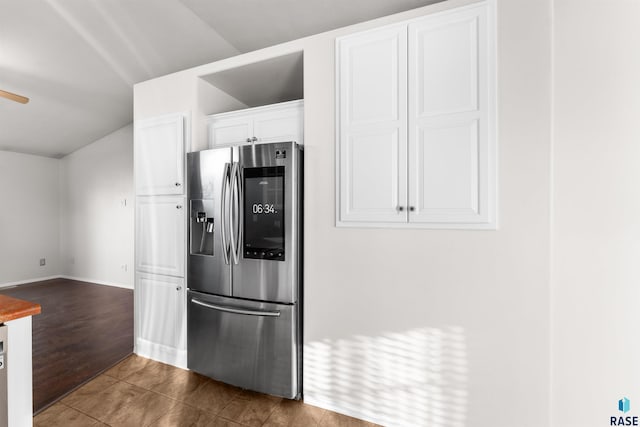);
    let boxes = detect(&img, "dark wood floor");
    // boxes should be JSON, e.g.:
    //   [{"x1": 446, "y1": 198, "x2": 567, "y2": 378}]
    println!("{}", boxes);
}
[{"x1": 0, "y1": 278, "x2": 133, "y2": 413}]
